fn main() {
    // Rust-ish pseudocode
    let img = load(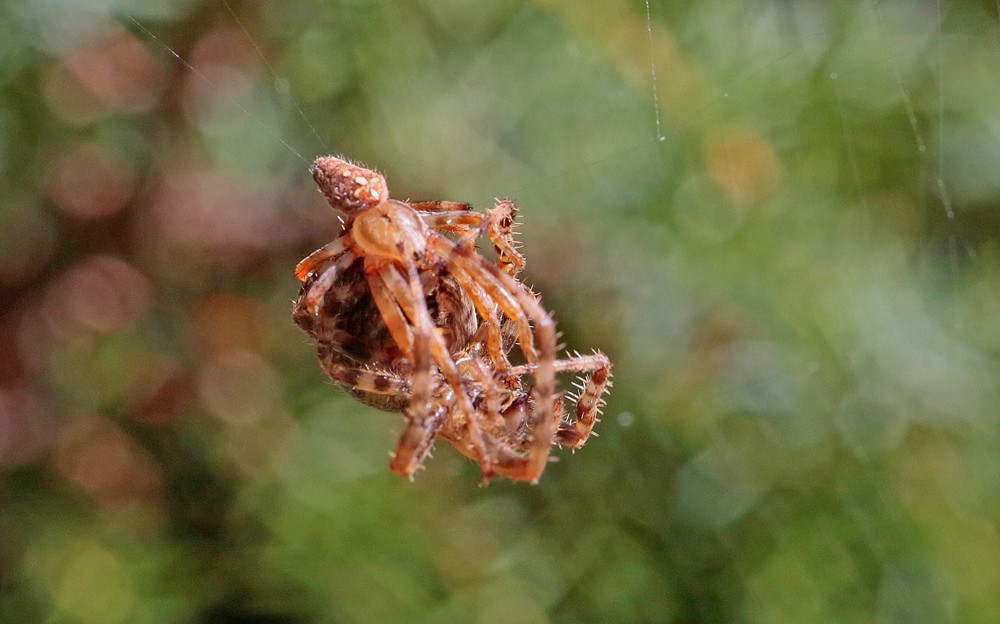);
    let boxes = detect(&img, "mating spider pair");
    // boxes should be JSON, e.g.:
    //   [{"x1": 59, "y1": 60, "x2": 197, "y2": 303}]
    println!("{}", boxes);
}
[{"x1": 293, "y1": 156, "x2": 611, "y2": 483}]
